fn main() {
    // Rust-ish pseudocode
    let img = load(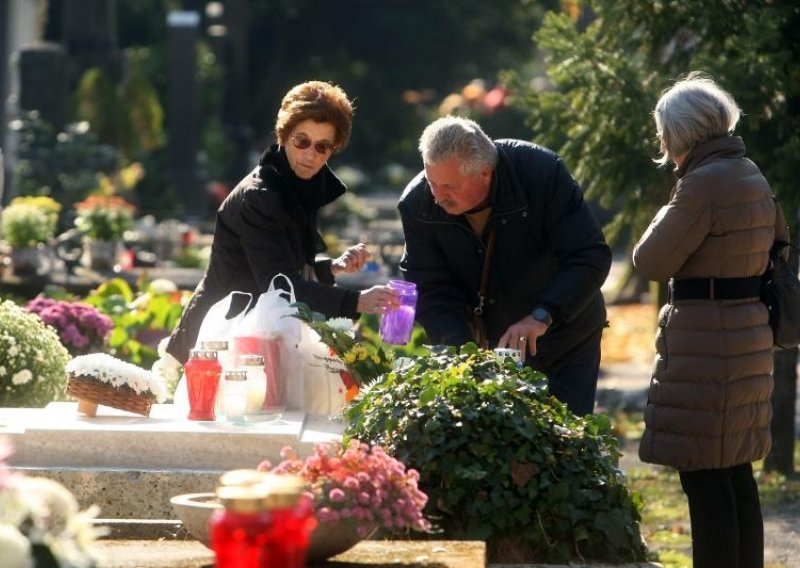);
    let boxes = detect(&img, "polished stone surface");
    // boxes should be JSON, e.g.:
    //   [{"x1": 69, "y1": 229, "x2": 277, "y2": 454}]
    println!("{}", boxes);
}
[
  {"x1": 91, "y1": 539, "x2": 487, "y2": 568},
  {"x1": 2, "y1": 402, "x2": 344, "y2": 519},
  {"x1": 1, "y1": 402, "x2": 340, "y2": 469}
]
